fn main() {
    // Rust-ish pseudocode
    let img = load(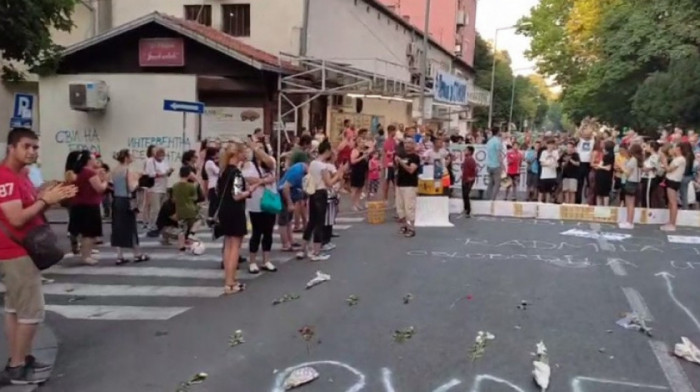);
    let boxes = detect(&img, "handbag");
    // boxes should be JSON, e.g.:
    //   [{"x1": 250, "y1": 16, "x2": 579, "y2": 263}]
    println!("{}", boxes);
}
[
  {"x1": 252, "y1": 161, "x2": 282, "y2": 214},
  {"x1": 138, "y1": 159, "x2": 155, "y2": 188},
  {"x1": 0, "y1": 220, "x2": 65, "y2": 270}
]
